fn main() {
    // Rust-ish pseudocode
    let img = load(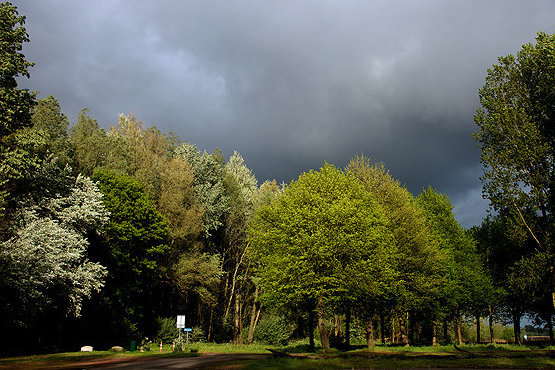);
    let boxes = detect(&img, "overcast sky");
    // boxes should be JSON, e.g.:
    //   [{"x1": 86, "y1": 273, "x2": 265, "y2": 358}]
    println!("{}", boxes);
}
[{"x1": 14, "y1": 0, "x2": 555, "y2": 228}]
